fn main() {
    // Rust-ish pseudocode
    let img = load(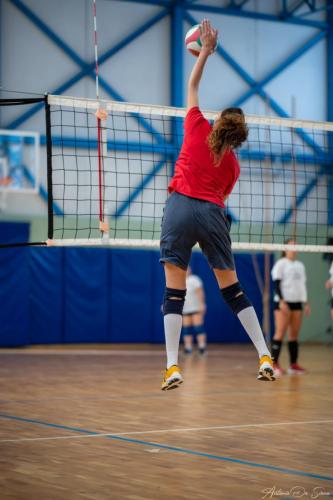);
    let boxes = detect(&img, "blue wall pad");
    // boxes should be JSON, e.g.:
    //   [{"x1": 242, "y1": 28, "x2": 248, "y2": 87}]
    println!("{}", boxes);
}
[
  {"x1": 0, "y1": 247, "x2": 271, "y2": 346},
  {"x1": 0, "y1": 221, "x2": 29, "y2": 245},
  {"x1": 64, "y1": 248, "x2": 110, "y2": 343},
  {"x1": 0, "y1": 248, "x2": 30, "y2": 345},
  {"x1": 29, "y1": 248, "x2": 64, "y2": 344}
]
